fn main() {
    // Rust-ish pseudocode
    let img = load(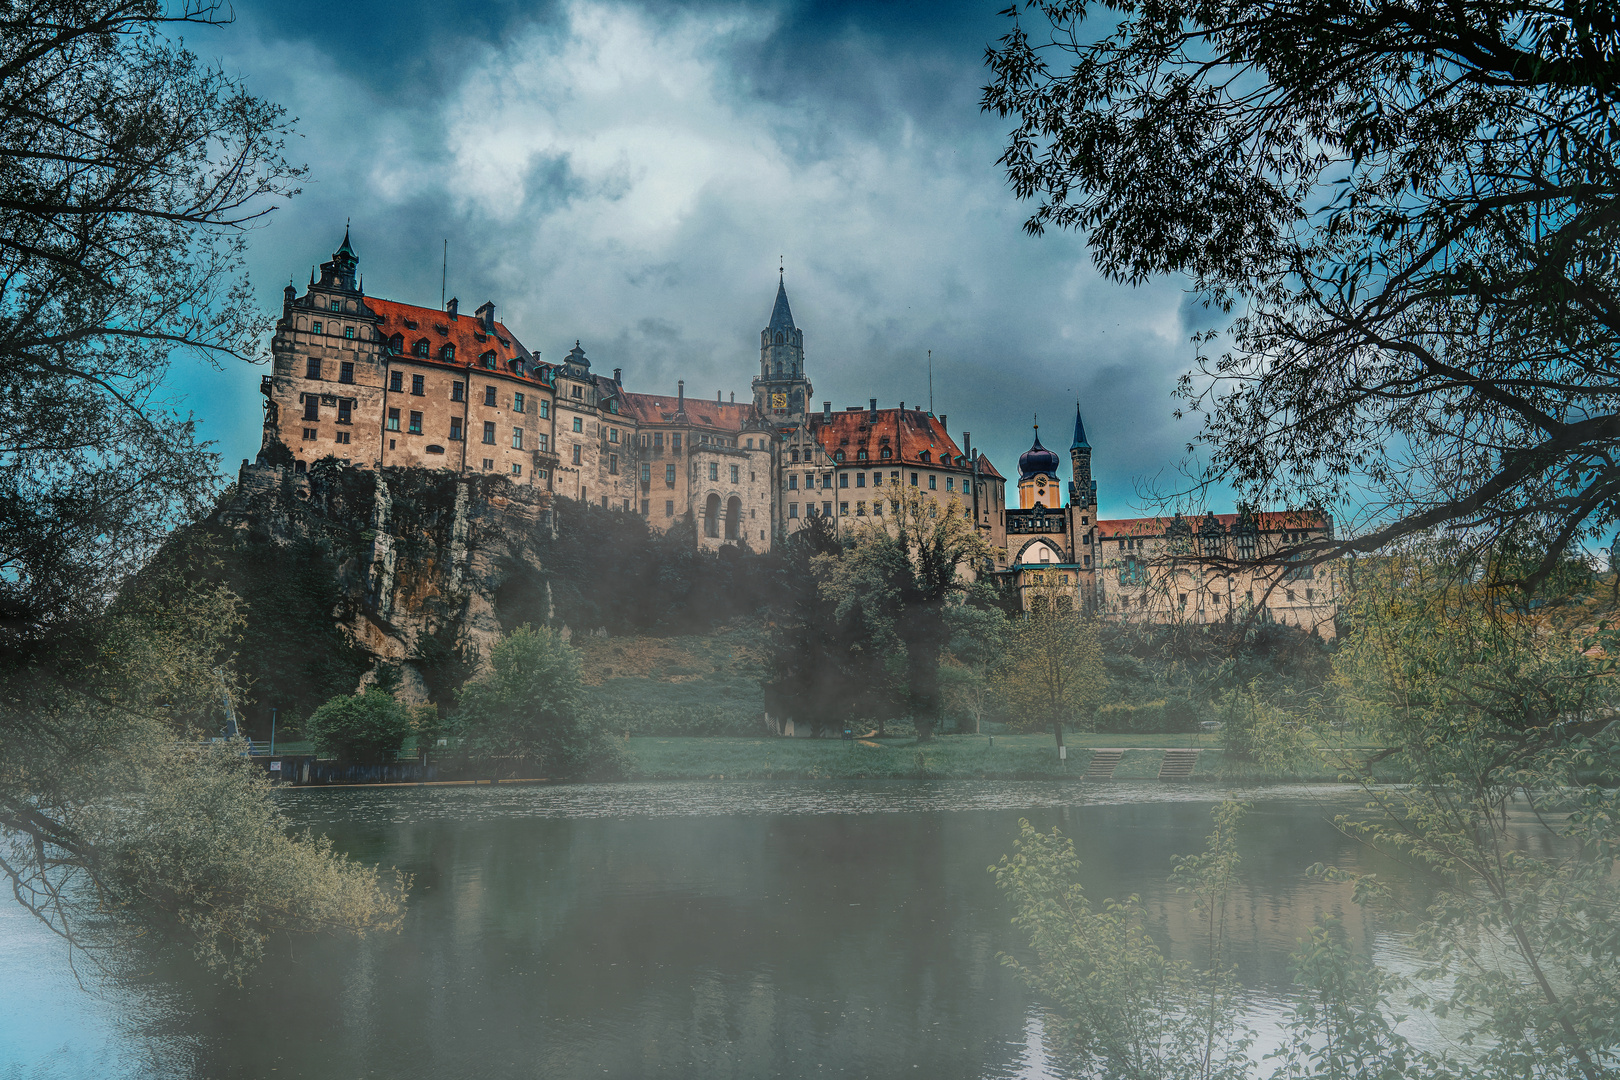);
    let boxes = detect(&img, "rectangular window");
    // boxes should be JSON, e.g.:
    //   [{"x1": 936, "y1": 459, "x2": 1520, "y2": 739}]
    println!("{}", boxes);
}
[
  {"x1": 856, "y1": 501, "x2": 866, "y2": 515},
  {"x1": 452, "y1": 381, "x2": 465, "y2": 402},
  {"x1": 303, "y1": 397, "x2": 318, "y2": 421},
  {"x1": 337, "y1": 399, "x2": 352, "y2": 424},
  {"x1": 449, "y1": 417, "x2": 463, "y2": 441},
  {"x1": 821, "y1": 473, "x2": 832, "y2": 489},
  {"x1": 872, "y1": 472, "x2": 883, "y2": 486},
  {"x1": 856, "y1": 473, "x2": 866, "y2": 488},
  {"x1": 789, "y1": 503, "x2": 799, "y2": 518},
  {"x1": 910, "y1": 472, "x2": 919, "y2": 487},
  {"x1": 389, "y1": 370, "x2": 403, "y2": 392},
  {"x1": 512, "y1": 463, "x2": 522, "y2": 476},
  {"x1": 839, "y1": 501, "x2": 849, "y2": 515},
  {"x1": 641, "y1": 500, "x2": 649, "y2": 515},
  {"x1": 344, "y1": 326, "x2": 355, "y2": 340},
  {"x1": 572, "y1": 445, "x2": 582, "y2": 465},
  {"x1": 610, "y1": 428, "x2": 619, "y2": 444},
  {"x1": 483, "y1": 458, "x2": 494, "y2": 470},
  {"x1": 387, "y1": 408, "x2": 400, "y2": 431},
  {"x1": 946, "y1": 477, "x2": 954, "y2": 492},
  {"x1": 483, "y1": 422, "x2": 496, "y2": 444},
  {"x1": 335, "y1": 430, "x2": 350, "y2": 444},
  {"x1": 839, "y1": 473, "x2": 849, "y2": 488},
  {"x1": 928, "y1": 475, "x2": 937, "y2": 490},
  {"x1": 513, "y1": 392, "x2": 525, "y2": 413},
  {"x1": 408, "y1": 411, "x2": 423, "y2": 434},
  {"x1": 302, "y1": 428, "x2": 316, "y2": 441},
  {"x1": 653, "y1": 432, "x2": 664, "y2": 449},
  {"x1": 730, "y1": 465, "x2": 739, "y2": 484},
  {"x1": 537, "y1": 433, "x2": 549, "y2": 452},
  {"x1": 608, "y1": 453, "x2": 618, "y2": 474},
  {"x1": 708, "y1": 462, "x2": 718, "y2": 481},
  {"x1": 672, "y1": 434, "x2": 682, "y2": 450},
  {"x1": 411, "y1": 374, "x2": 424, "y2": 396},
  {"x1": 665, "y1": 464, "x2": 676, "y2": 486},
  {"x1": 665, "y1": 500, "x2": 674, "y2": 517},
  {"x1": 788, "y1": 474, "x2": 799, "y2": 490},
  {"x1": 484, "y1": 386, "x2": 496, "y2": 407},
  {"x1": 873, "y1": 500, "x2": 883, "y2": 516},
  {"x1": 572, "y1": 416, "x2": 583, "y2": 432},
  {"x1": 312, "y1": 320, "x2": 323, "y2": 335},
  {"x1": 640, "y1": 463, "x2": 651, "y2": 483},
  {"x1": 823, "y1": 502, "x2": 833, "y2": 516},
  {"x1": 305, "y1": 357, "x2": 322, "y2": 379},
  {"x1": 339, "y1": 361, "x2": 354, "y2": 384},
  {"x1": 513, "y1": 428, "x2": 524, "y2": 450},
  {"x1": 328, "y1": 299, "x2": 341, "y2": 310},
  {"x1": 538, "y1": 400, "x2": 549, "y2": 418}
]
